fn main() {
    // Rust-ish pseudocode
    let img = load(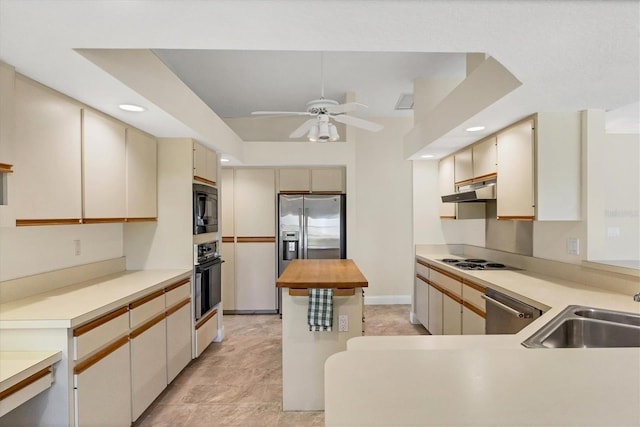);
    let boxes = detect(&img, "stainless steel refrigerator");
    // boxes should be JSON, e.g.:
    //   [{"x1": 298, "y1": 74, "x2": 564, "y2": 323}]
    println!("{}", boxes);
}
[{"x1": 278, "y1": 194, "x2": 346, "y2": 277}]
